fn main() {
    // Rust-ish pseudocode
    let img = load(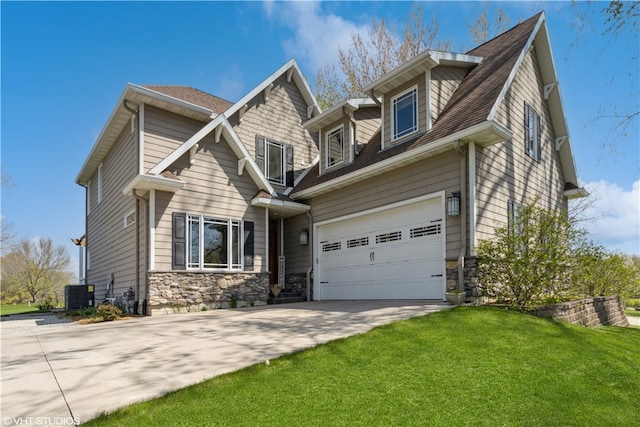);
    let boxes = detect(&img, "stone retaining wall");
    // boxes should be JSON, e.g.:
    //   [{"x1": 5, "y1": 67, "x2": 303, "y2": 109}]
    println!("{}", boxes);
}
[
  {"x1": 531, "y1": 296, "x2": 629, "y2": 327},
  {"x1": 148, "y1": 271, "x2": 269, "y2": 315}
]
